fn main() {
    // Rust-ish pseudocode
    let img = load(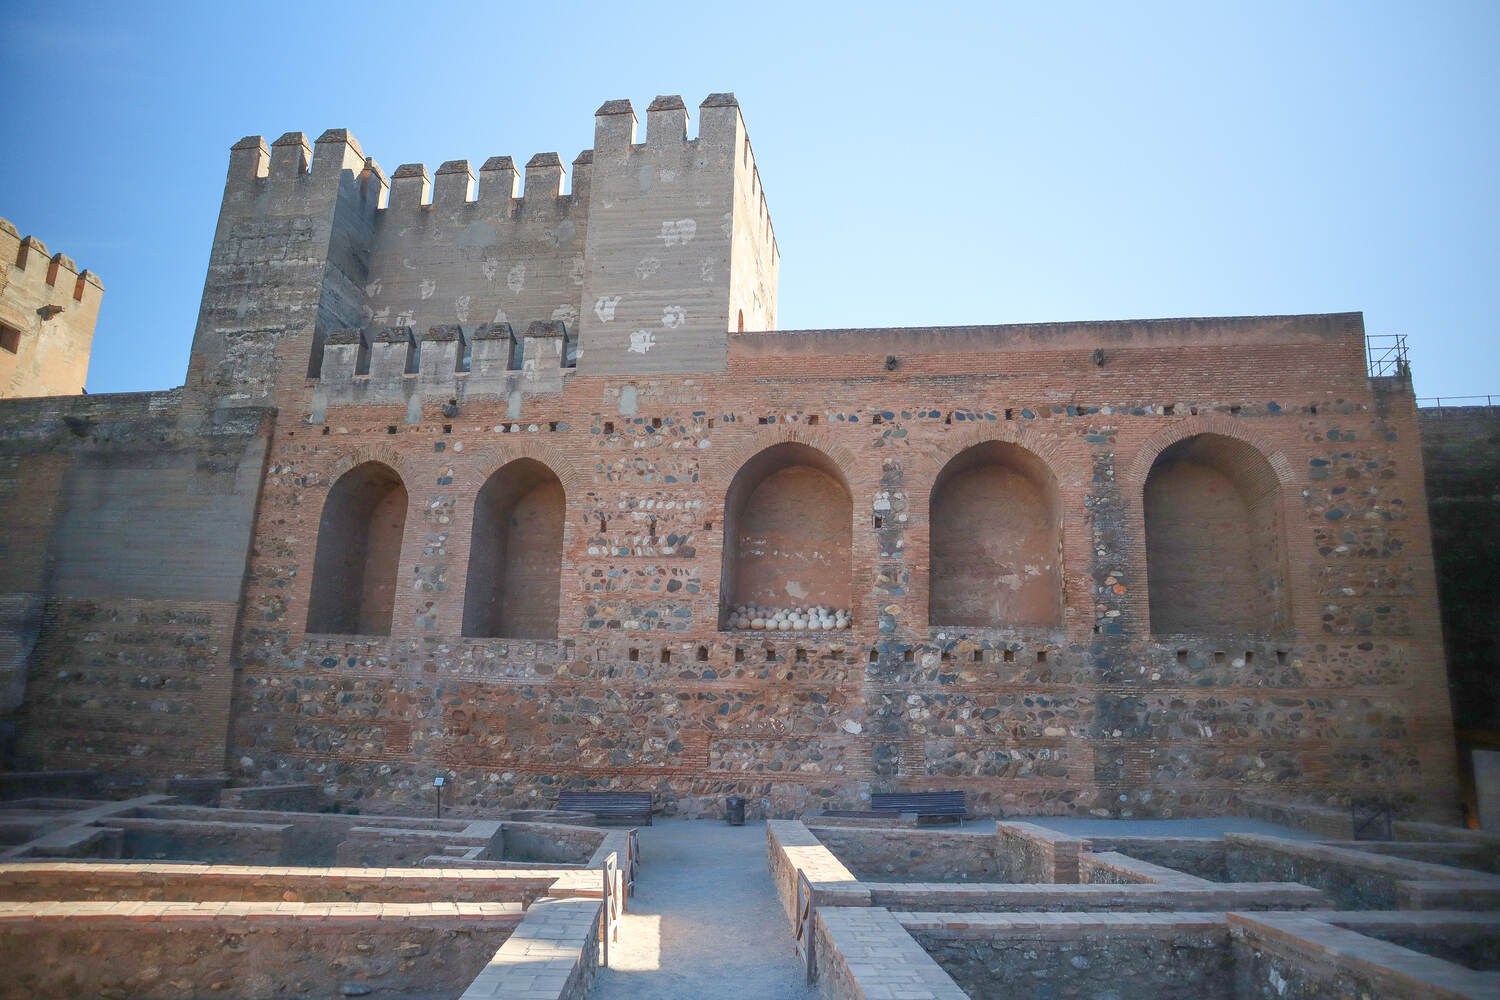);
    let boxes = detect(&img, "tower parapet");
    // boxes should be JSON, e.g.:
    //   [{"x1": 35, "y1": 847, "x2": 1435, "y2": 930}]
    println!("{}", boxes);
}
[
  {"x1": 186, "y1": 127, "x2": 384, "y2": 415},
  {"x1": 578, "y1": 93, "x2": 778, "y2": 374},
  {"x1": 189, "y1": 93, "x2": 780, "y2": 409},
  {"x1": 0, "y1": 217, "x2": 104, "y2": 398}
]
